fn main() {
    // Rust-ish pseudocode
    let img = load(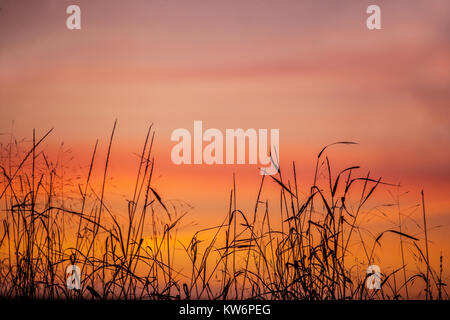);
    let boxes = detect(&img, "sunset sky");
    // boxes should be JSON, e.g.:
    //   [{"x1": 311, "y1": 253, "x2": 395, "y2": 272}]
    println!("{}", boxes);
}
[{"x1": 1, "y1": 1, "x2": 449, "y2": 280}]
